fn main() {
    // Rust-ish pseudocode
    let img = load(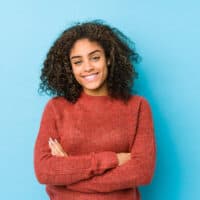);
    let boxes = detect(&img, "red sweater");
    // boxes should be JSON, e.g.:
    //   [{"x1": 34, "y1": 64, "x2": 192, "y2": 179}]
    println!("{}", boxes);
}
[{"x1": 34, "y1": 91, "x2": 156, "y2": 200}]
